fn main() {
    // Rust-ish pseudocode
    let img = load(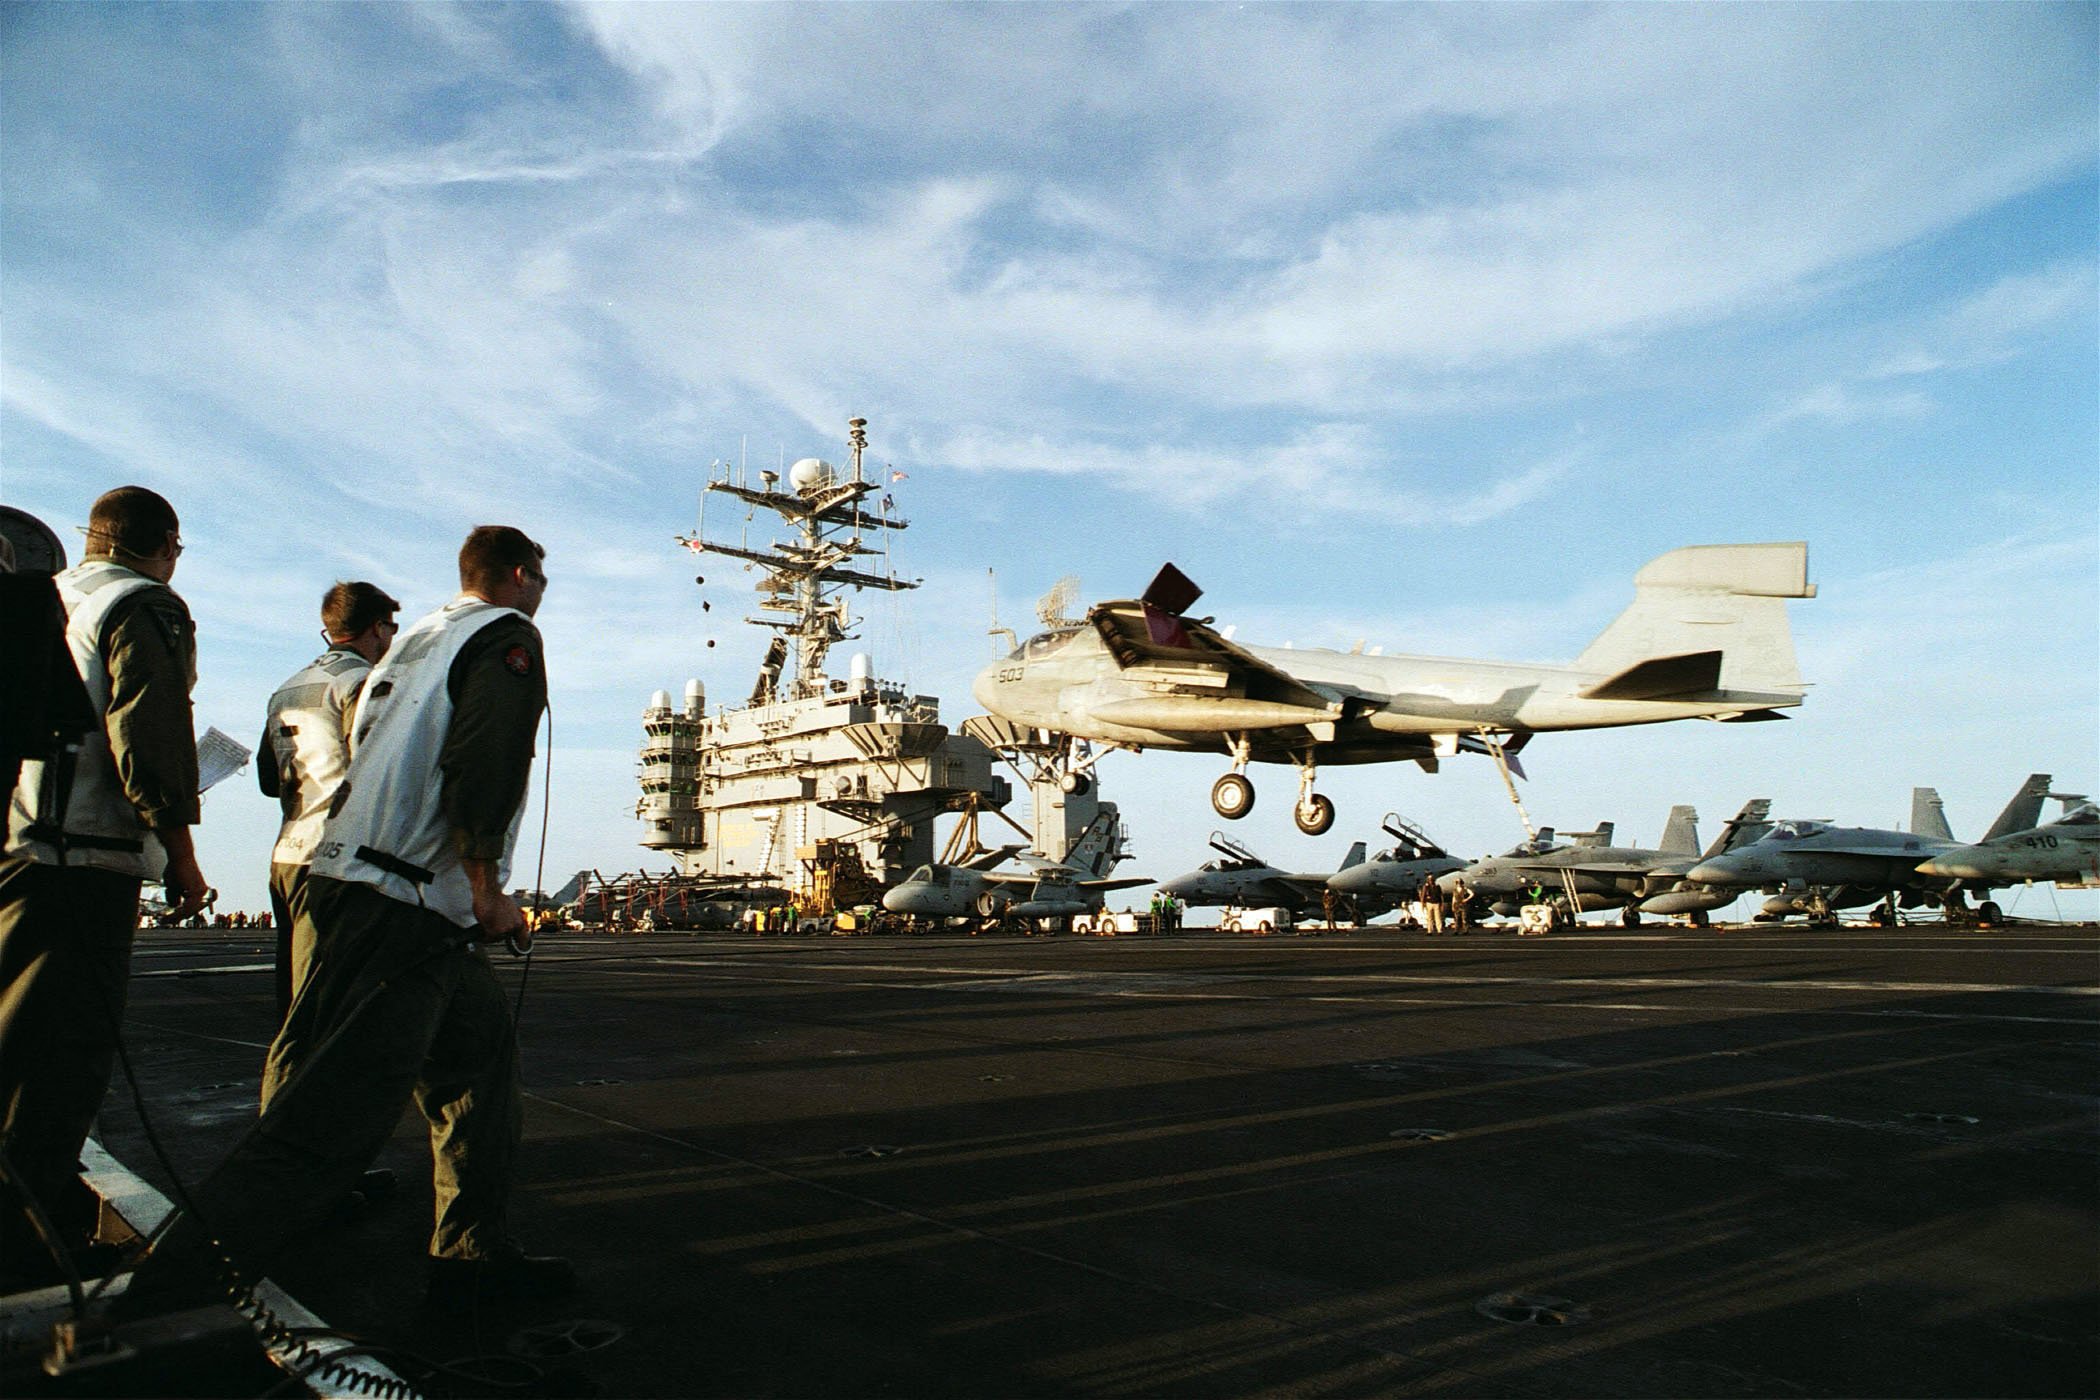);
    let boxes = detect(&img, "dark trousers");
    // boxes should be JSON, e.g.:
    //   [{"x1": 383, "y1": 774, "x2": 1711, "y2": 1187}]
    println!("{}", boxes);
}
[
  {"x1": 266, "y1": 861, "x2": 312, "y2": 1024},
  {"x1": 132, "y1": 875, "x2": 523, "y2": 1300},
  {"x1": 0, "y1": 856, "x2": 140, "y2": 1266}
]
